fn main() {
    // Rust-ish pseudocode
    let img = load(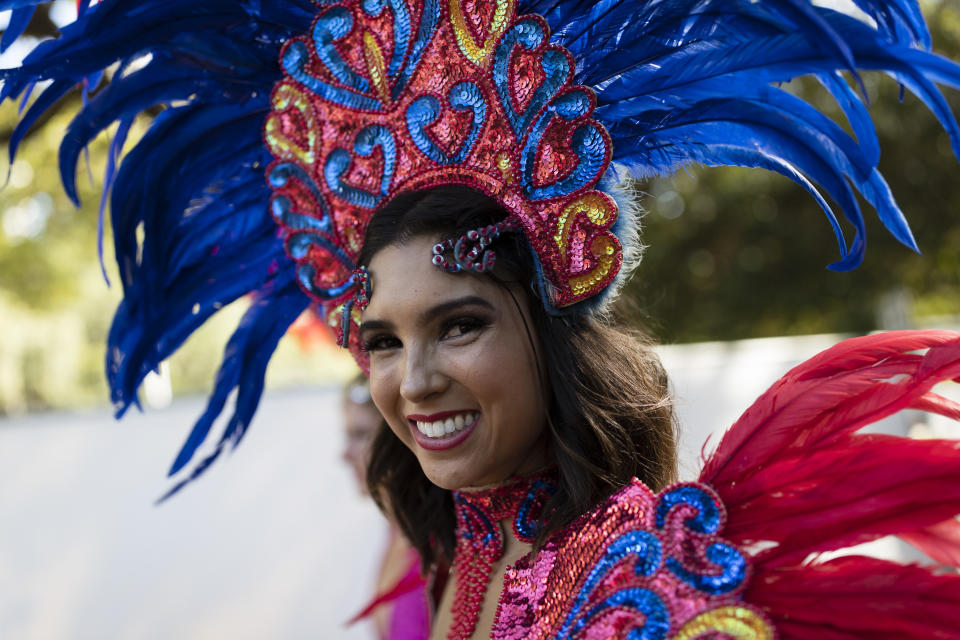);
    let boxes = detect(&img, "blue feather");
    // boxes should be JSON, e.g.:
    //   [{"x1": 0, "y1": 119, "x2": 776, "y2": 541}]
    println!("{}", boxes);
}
[
  {"x1": 0, "y1": 5, "x2": 37, "y2": 54},
  {"x1": 574, "y1": 4, "x2": 960, "y2": 266},
  {"x1": 8, "y1": 78, "x2": 73, "y2": 163},
  {"x1": 3, "y1": 0, "x2": 960, "y2": 491},
  {"x1": 97, "y1": 116, "x2": 133, "y2": 285},
  {"x1": 849, "y1": 0, "x2": 931, "y2": 48},
  {"x1": 163, "y1": 277, "x2": 308, "y2": 490},
  {"x1": 1, "y1": 0, "x2": 315, "y2": 488}
]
